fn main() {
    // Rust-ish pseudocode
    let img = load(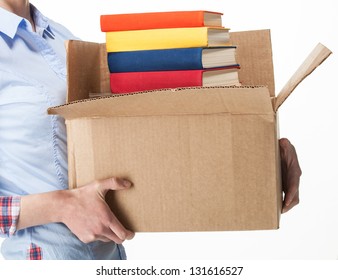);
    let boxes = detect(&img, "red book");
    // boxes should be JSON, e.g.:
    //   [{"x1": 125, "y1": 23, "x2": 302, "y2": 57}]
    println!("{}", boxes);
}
[
  {"x1": 110, "y1": 67, "x2": 240, "y2": 94},
  {"x1": 100, "y1": 10, "x2": 223, "y2": 32}
]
